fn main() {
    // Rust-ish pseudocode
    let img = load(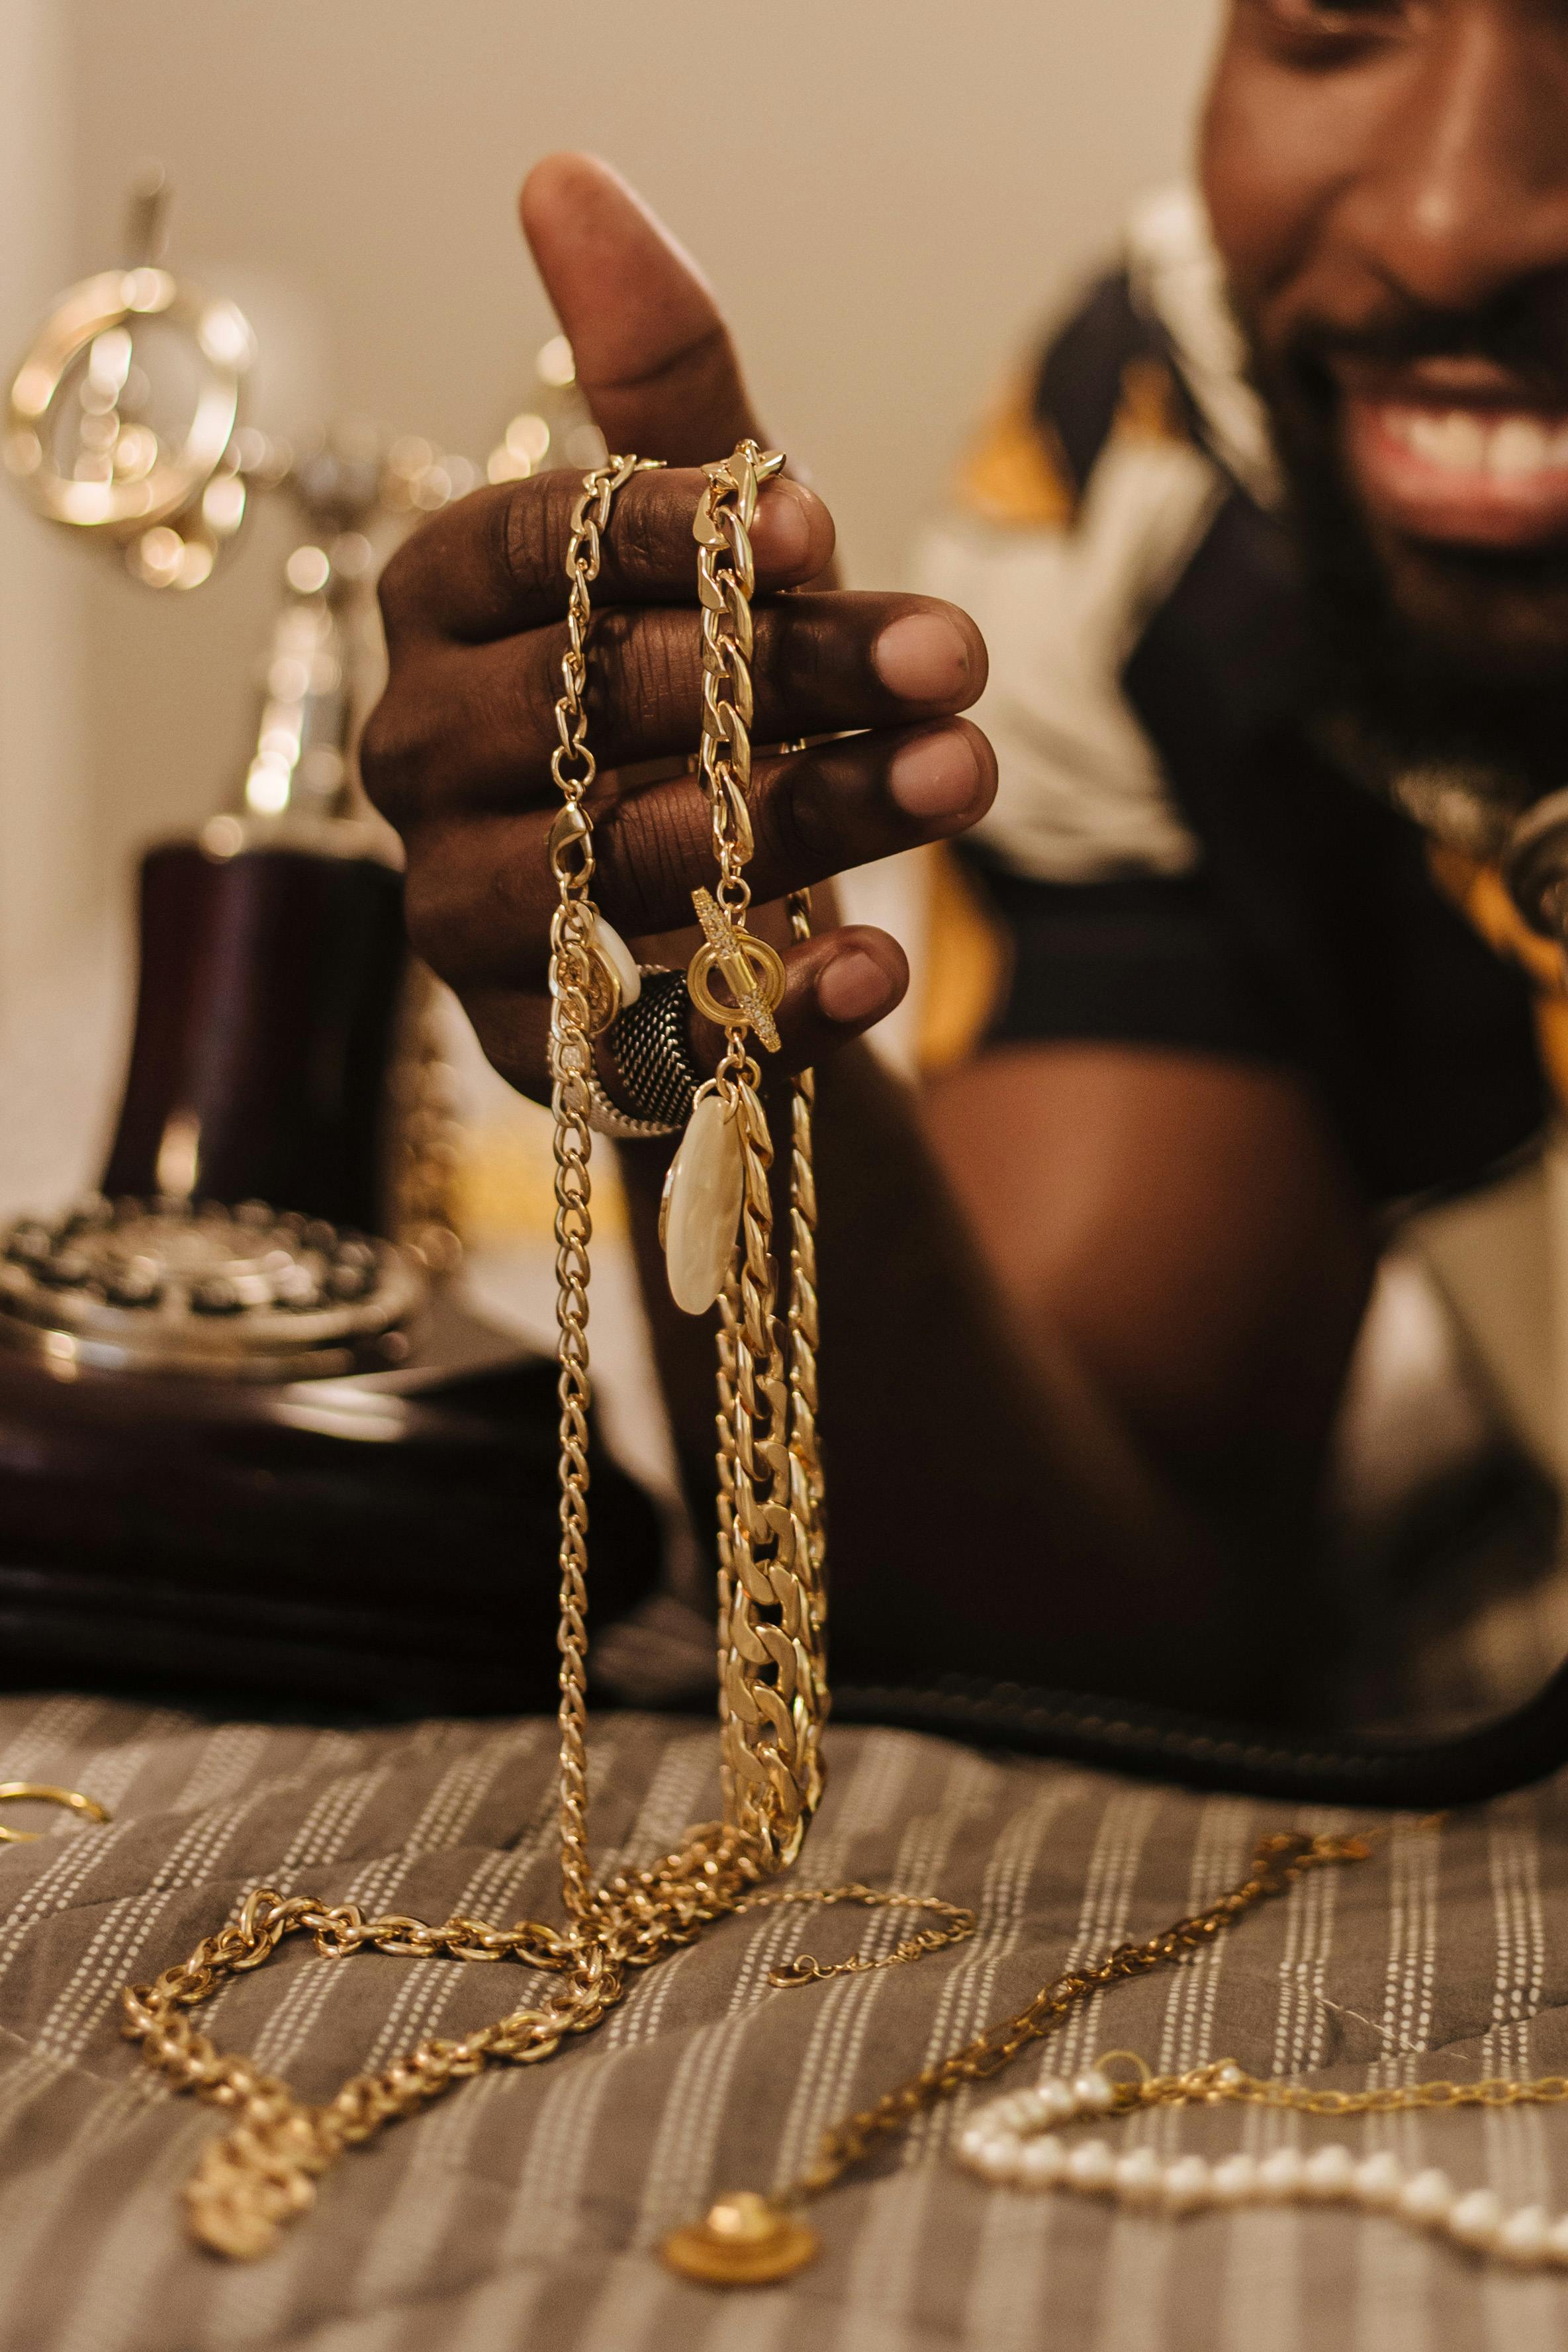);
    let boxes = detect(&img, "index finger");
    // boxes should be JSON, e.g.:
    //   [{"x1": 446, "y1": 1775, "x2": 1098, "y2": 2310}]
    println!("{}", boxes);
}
[{"x1": 377, "y1": 467, "x2": 835, "y2": 650}]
